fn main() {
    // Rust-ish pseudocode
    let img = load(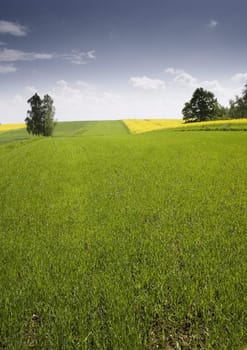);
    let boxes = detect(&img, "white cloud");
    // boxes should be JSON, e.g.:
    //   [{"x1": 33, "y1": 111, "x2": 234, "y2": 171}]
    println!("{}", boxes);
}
[
  {"x1": 208, "y1": 19, "x2": 218, "y2": 30},
  {"x1": 0, "y1": 48, "x2": 96, "y2": 71},
  {"x1": 201, "y1": 80, "x2": 224, "y2": 92},
  {"x1": 0, "y1": 79, "x2": 182, "y2": 123},
  {"x1": 87, "y1": 50, "x2": 96, "y2": 60},
  {"x1": 231, "y1": 72, "x2": 247, "y2": 84},
  {"x1": 129, "y1": 76, "x2": 165, "y2": 90},
  {"x1": 2, "y1": 73, "x2": 245, "y2": 123},
  {"x1": 43, "y1": 80, "x2": 127, "y2": 121},
  {"x1": 75, "y1": 80, "x2": 92, "y2": 89},
  {"x1": 174, "y1": 72, "x2": 197, "y2": 87},
  {"x1": 0, "y1": 64, "x2": 16, "y2": 73},
  {"x1": 0, "y1": 48, "x2": 53, "y2": 62},
  {"x1": 165, "y1": 67, "x2": 197, "y2": 87},
  {"x1": 0, "y1": 20, "x2": 27, "y2": 36},
  {"x1": 165, "y1": 67, "x2": 184, "y2": 75},
  {"x1": 63, "y1": 50, "x2": 96, "y2": 64},
  {"x1": 164, "y1": 67, "x2": 241, "y2": 105},
  {"x1": 46, "y1": 80, "x2": 182, "y2": 120},
  {"x1": 200, "y1": 79, "x2": 232, "y2": 104}
]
